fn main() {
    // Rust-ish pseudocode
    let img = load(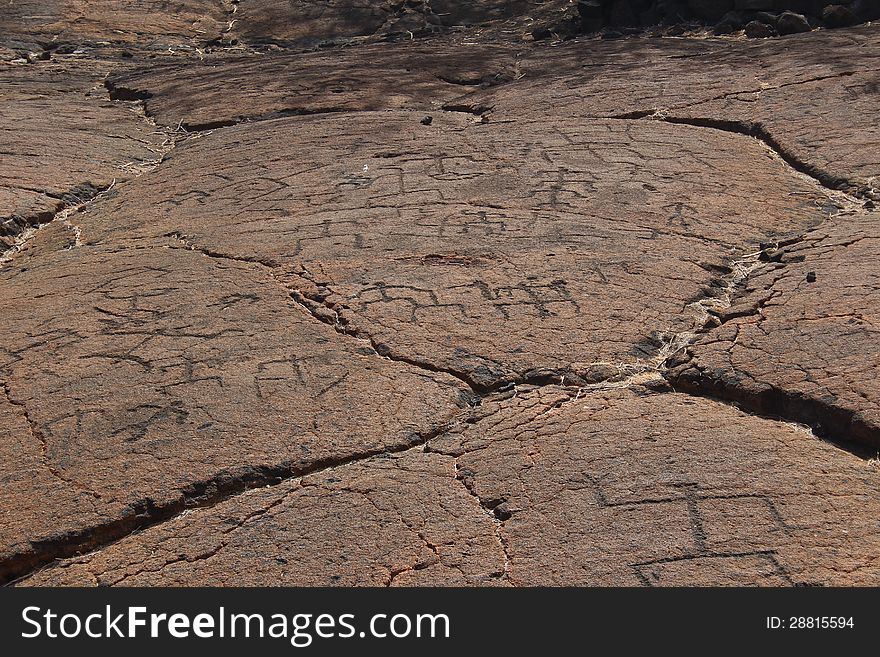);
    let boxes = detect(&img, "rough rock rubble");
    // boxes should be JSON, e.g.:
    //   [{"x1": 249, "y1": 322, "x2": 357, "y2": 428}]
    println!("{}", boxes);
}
[{"x1": 1, "y1": 2, "x2": 879, "y2": 586}]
